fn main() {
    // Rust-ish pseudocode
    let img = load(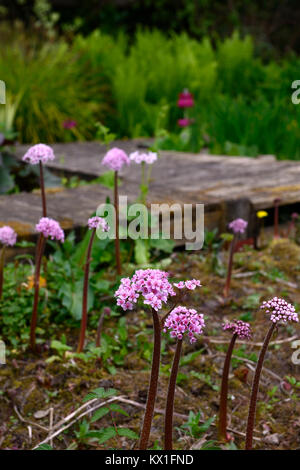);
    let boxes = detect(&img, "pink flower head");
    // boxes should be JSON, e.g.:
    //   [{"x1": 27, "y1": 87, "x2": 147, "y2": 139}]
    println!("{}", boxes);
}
[
  {"x1": 228, "y1": 218, "x2": 248, "y2": 234},
  {"x1": 129, "y1": 151, "x2": 157, "y2": 165},
  {"x1": 292, "y1": 212, "x2": 299, "y2": 220},
  {"x1": 22, "y1": 144, "x2": 55, "y2": 165},
  {"x1": 102, "y1": 147, "x2": 130, "y2": 172},
  {"x1": 222, "y1": 320, "x2": 252, "y2": 339},
  {"x1": 36, "y1": 217, "x2": 64, "y2": 242},
  {"x1": 177, "y1": 118, "x2": 191, "y2": 128},
  {"x1": 115, "y1": 268, "x2": 176, "y2": 312},
  {"x1": 177, "y1": 90, "x2": 194, "y2": 108},
  {"x1": 174, "y1": 279, "x2": 201, "y2": 290},
  {"x1": 63, "y1": 119, "x2": 77, "y2": 129},
  {"x1": 88, "y1": 216, "x2": 109, "y2": 232},
  {"x1": 0, "y1": 226, "x2": 17, "y2": 247},
  {"x1": 261, "y1": 297, "x2": 299, "y2": 324},
  {"x1": 163, "y1": 306, "x2": 205, "y2": 343}
]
